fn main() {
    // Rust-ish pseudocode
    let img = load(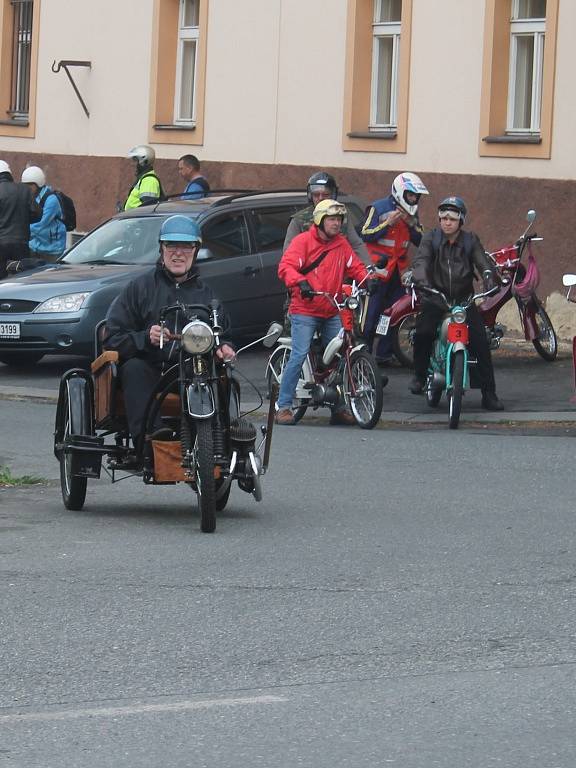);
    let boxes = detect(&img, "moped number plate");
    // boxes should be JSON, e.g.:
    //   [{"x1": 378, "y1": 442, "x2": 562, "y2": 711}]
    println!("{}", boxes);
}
[
  {"x1": 0, "y1": 322, "x2": 20, "y2": 339},
  {"x1": 376, "y1": 314, "x2": 391, "y2": 336},
  {"x1": 447, "y1": 323, "x2": 468, "y2": 344}
]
